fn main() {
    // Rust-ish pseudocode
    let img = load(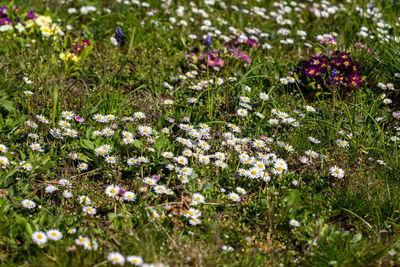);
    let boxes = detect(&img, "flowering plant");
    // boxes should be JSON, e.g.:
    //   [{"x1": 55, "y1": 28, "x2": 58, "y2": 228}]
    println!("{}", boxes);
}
[
  {"x1": 187, "y1": 42, "x2": 253, "y2": 72},
  {"x1": 59, "y1": 34, "x2": 93, "y2": 77},
  {"x1": 0, "y1": 5, "x2": 64, "y2": 39},
  {"x1": 293, "y1": 50, "x2": 364, "y2": 99}
]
